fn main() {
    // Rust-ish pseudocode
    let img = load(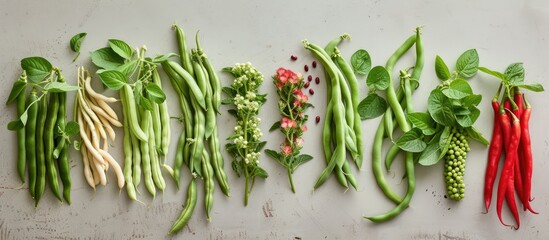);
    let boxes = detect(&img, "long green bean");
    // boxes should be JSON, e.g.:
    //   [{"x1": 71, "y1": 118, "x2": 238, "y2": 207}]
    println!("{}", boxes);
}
[{"x1": 25, "y1": 90, "x2": 38, "y2": 198}]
